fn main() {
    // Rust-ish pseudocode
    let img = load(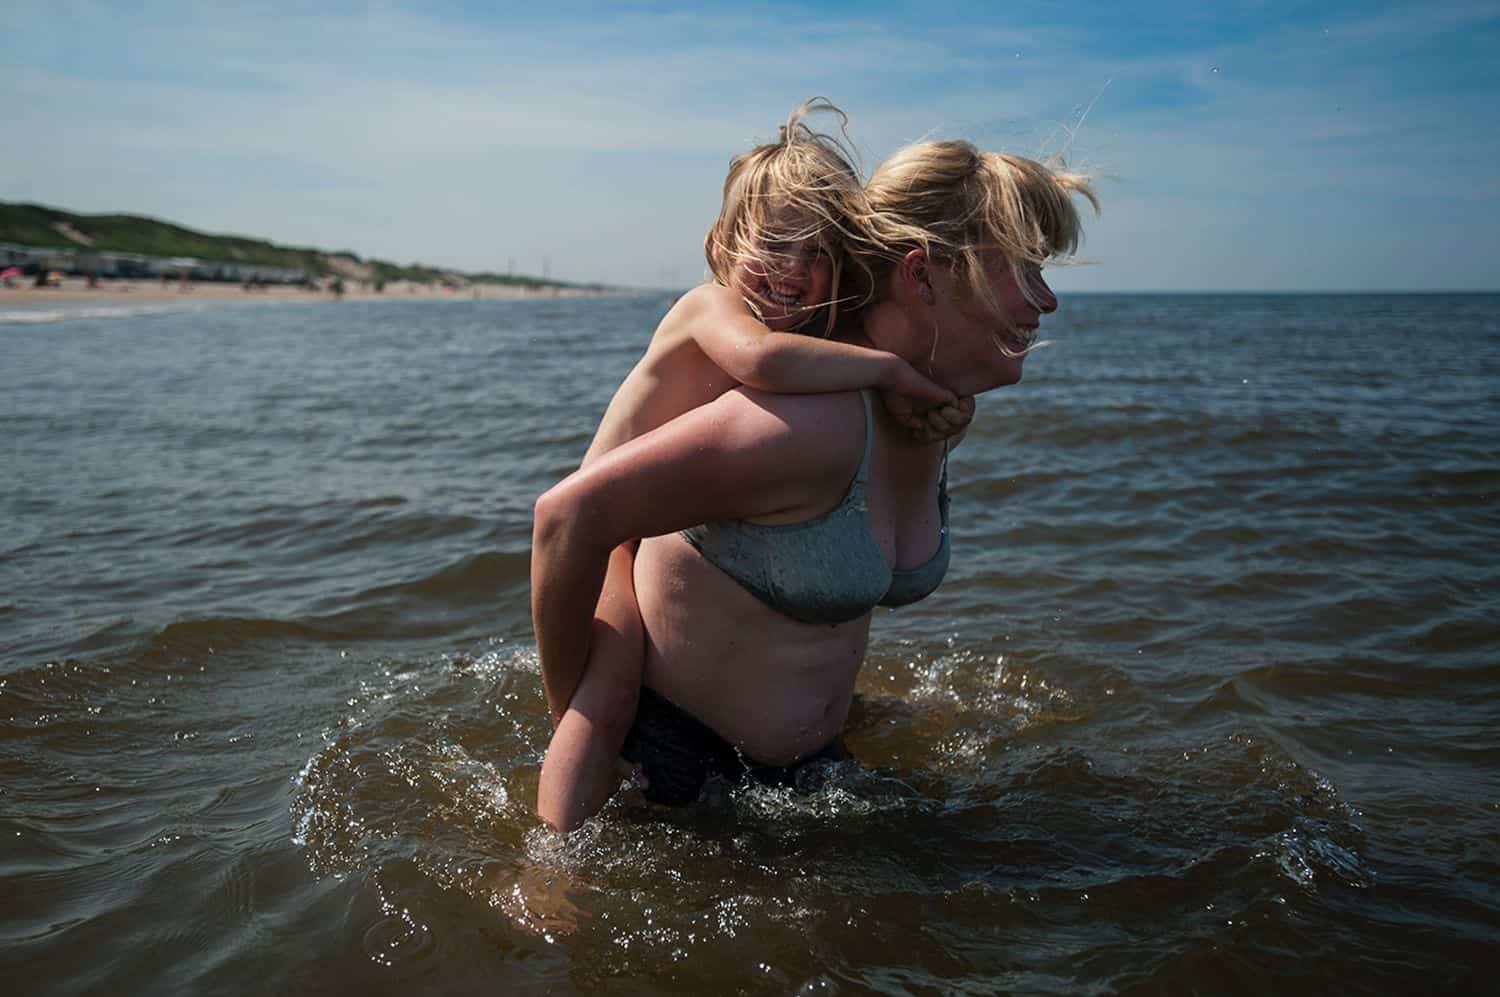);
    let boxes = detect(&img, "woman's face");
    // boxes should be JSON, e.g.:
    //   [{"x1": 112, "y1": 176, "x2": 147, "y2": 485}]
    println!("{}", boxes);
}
[
  {"x1": 727, "y1": 206, "x2": 834, "y2": 333},
  {"x1": 930, "y1": 256, "x2": 1056, "y2": 395}
]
